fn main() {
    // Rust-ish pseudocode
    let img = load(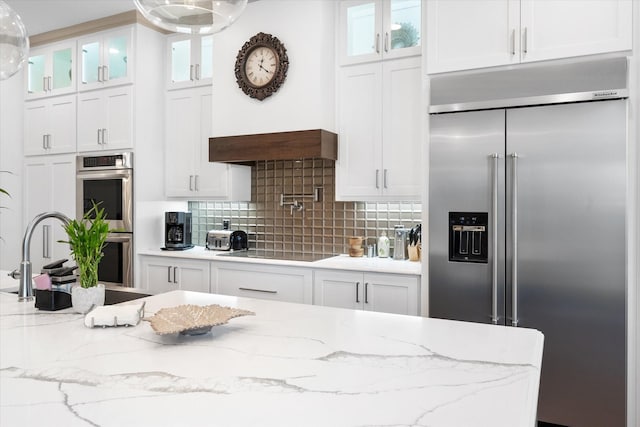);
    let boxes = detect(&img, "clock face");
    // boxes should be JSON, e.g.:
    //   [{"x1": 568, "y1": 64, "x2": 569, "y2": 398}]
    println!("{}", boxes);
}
[
  {"x1": 245, "y1": 47, "x2": 278, "y2": 88},
  {"x1": 235, "y1": 32, "x2": 288, "y2": 101}
]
